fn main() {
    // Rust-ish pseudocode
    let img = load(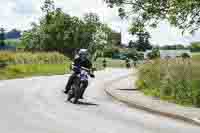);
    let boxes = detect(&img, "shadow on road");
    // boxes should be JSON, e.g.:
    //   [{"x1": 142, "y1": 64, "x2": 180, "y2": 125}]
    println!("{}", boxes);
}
[
  {"x1": 77, "y1": 101, "x2": 99, "y2": 106},
  {"x1": 66, "y1": 100, "x2": 99, "y2": 106},
  {"x1": 117, "y1": 88, "x2": 139, "y2": 91}
]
